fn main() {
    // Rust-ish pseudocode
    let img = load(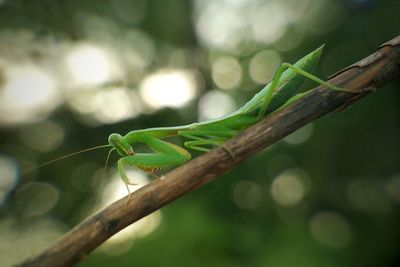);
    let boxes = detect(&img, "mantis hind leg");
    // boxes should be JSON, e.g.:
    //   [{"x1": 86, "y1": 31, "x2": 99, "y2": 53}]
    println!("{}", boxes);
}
[{"x1": 258, "y1": 63, "x2": 353, "y2": 118}]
